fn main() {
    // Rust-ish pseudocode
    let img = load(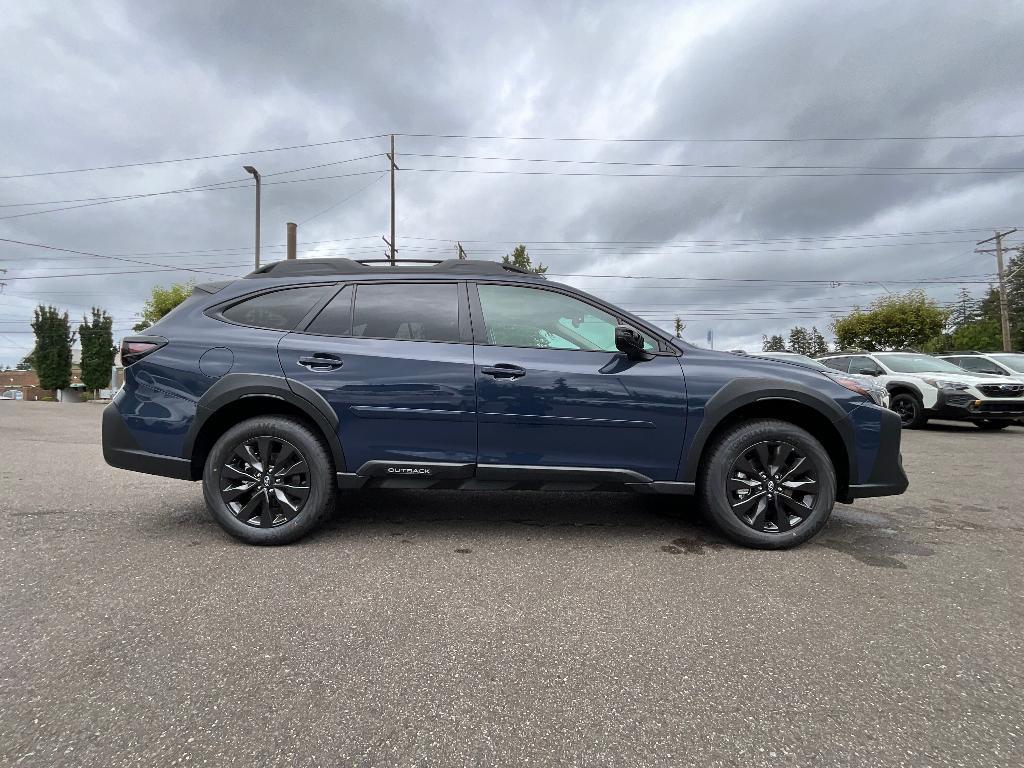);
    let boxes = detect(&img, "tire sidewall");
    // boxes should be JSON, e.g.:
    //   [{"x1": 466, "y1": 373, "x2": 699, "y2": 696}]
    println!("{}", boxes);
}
[
  {"x1": 700, "y1": 419, "x2": 836, "y2": 549},
  {"x1": 891, "y1": 393, "x2": 924, "y2": 429},
  {"x1": 203, "y1": 416, "x2": 335, "y2": 545}
]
